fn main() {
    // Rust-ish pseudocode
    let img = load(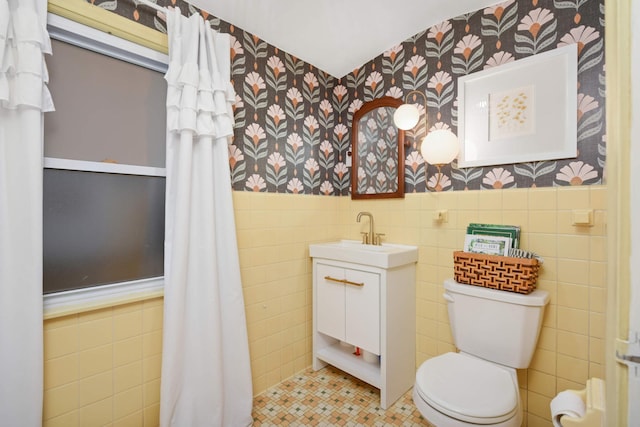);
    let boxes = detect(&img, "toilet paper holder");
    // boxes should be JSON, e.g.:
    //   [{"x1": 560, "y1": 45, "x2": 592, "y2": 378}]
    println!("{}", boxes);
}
[{"x1": 552, "y1": 377, "x2": 605, "y2": 427}]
